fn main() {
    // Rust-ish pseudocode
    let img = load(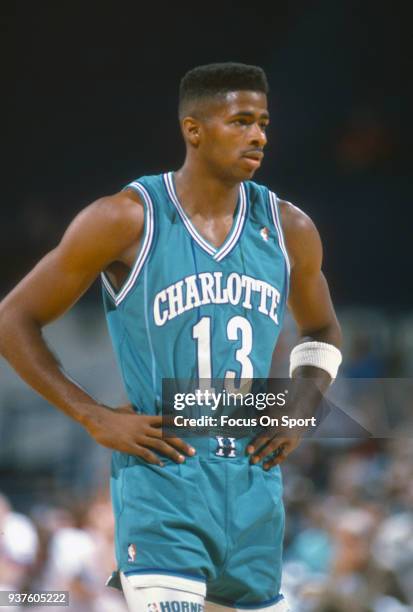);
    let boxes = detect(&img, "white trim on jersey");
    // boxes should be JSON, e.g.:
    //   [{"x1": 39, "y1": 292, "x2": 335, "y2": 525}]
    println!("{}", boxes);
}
[
  {"x1": 101, "y1": 181, "x2": 155, "y2": 306},
  {"x1": 163, "y1": 172, "x2": 247, "y2": 261},
  {"x1": 214, "y1": 182, "x2": 247, "y2": 262},
  {"x1": 269, "y1": 191, "x2": 291, "y2": 276},
  {"x1": 164, "y1": 172, "x2": 215, "y2": 255},
  {"x1": 101, "y1": 269, "x2": 117, "y2": 301}
]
